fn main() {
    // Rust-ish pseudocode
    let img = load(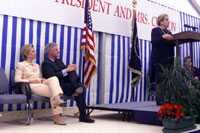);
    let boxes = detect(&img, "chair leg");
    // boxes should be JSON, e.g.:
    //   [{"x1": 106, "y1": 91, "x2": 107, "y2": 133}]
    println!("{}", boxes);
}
[
  {"x1": 25, "y1": 103, "x2": 30, "y2": 125},
  {"x1": 25, "y1": 103, "x2": 33, "y2": 125},
  {"x1": 29, "y1": 103, "x2": 33, "y2": 124}
]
